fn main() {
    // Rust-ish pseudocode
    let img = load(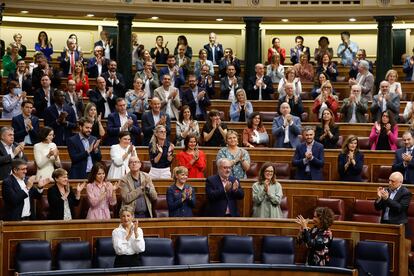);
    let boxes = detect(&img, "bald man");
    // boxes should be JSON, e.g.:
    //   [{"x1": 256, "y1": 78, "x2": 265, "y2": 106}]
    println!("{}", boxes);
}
[
  {"x1": 141, "y1": 97, "x2": 171, "y2": 146},
  {"x1": 272, "y1": 102, "x2": 301, "y2": 148},
  {"x1": 89, "y1": 76, "x2": 116, "y2": 118},
  {"x1": 247, "y1": 63, "x2": 274, "y2": 100},
  {"x1": 374, "y1": 172, "x2": 412, "y2": 235}
]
